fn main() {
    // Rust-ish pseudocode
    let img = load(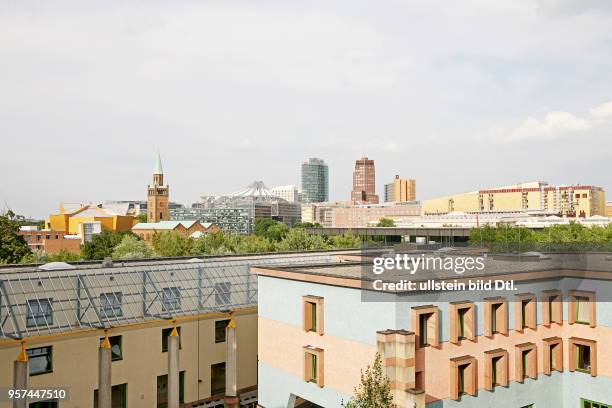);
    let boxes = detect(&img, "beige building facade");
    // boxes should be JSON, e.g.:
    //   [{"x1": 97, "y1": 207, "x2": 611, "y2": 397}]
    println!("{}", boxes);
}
[{"x1": 422, "y1": 181, "x2": 606, "y2": 217}]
